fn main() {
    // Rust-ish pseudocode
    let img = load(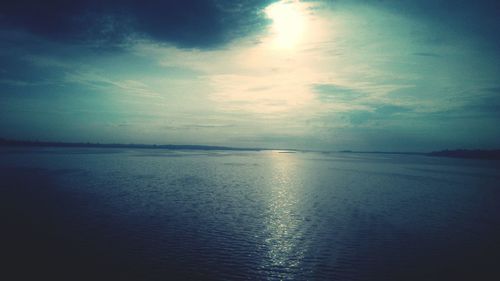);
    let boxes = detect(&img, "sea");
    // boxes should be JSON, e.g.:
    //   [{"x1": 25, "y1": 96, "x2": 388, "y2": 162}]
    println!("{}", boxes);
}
[{"x1": 1, "y1": 147, "x2": 499, "y2": 280}]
